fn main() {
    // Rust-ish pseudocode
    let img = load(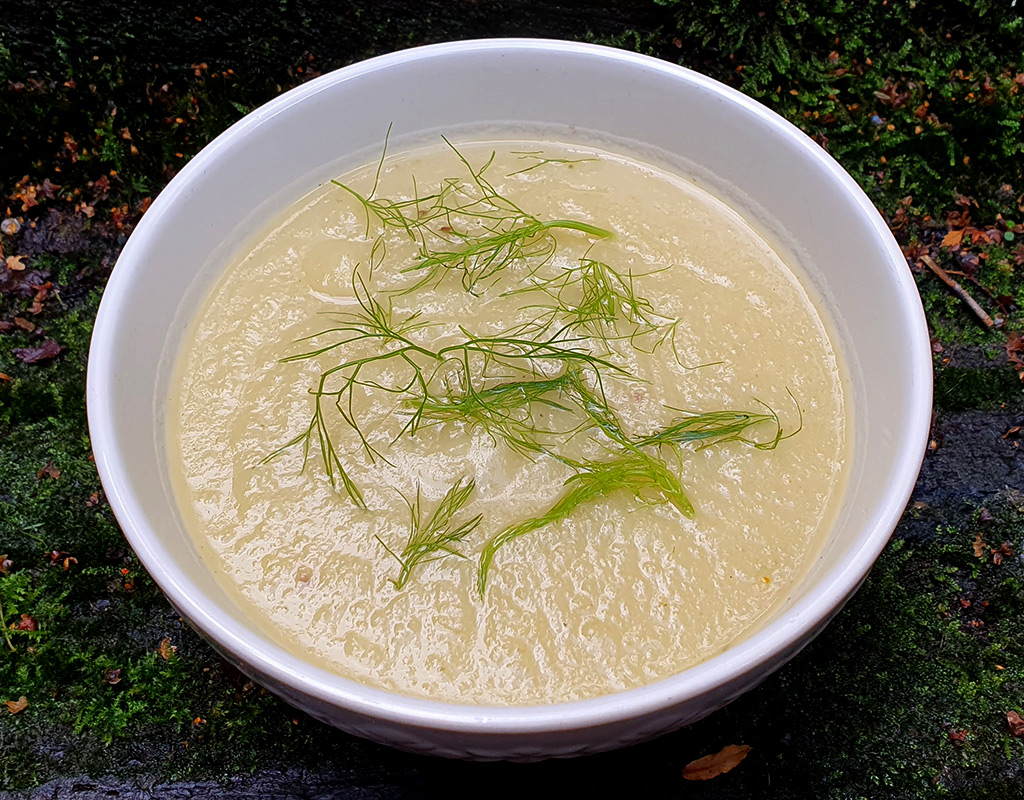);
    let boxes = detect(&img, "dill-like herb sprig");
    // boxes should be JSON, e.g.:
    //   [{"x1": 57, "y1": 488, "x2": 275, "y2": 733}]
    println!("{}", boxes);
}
[
  {"x1": 377, "y1": 477, "x2": 483, "y2": 589},
  {"x1": 268, "y1": 134, "x2": 805, "y2": 593},
  {"x1": 477, "y1": 450, "x2": 693, "y2": 596},
  {"x1": 329, "y1": 135, "x2": 614, "y2": 297},
  {"x1": 400, "y1": 218, "x2": 614, "y2": 295},
  {"x1": 638, "y1": 391, "x2": 804, "y2": 451},
  {"x1": 412, "y1": 371, "x2": 576, "y2": 456},
  {"x1": 505, "y1": 151, "x2": 599, "y2": 177},
  {"x1": 507, "y1": 255, "x2": 679, "y2": 359},
  {"x1": 271, "y1": 272, "x2": 631, "y2": 506}
]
